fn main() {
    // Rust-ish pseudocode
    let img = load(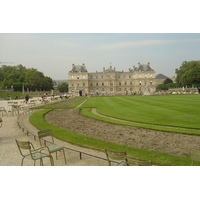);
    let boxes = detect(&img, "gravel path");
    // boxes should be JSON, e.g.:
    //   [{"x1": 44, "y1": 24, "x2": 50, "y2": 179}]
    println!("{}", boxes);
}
[{"x1": 0, "y1": 100, "x2": 109, "y2": 166}]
